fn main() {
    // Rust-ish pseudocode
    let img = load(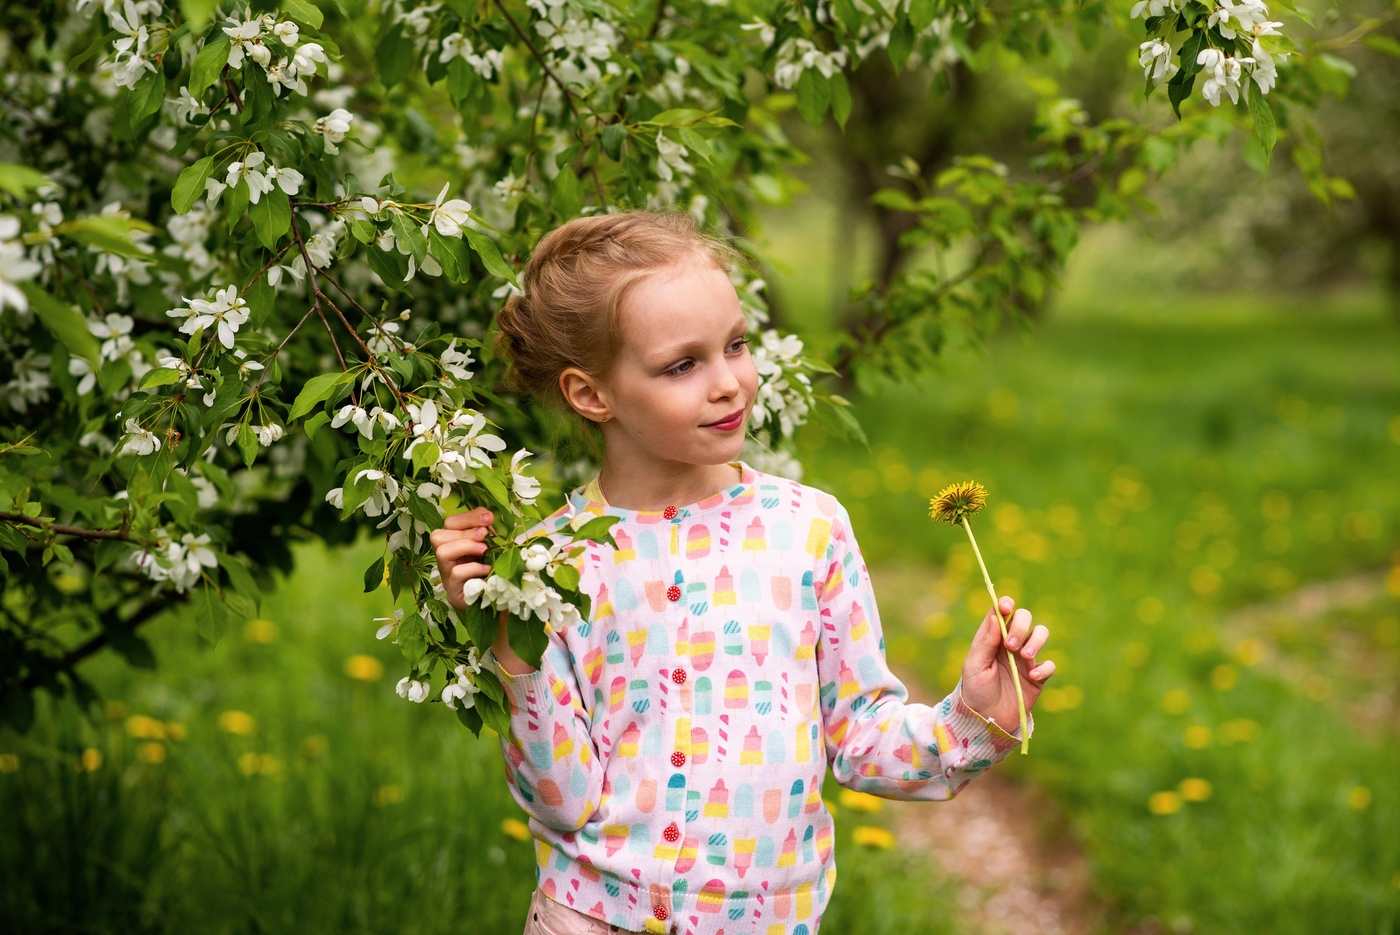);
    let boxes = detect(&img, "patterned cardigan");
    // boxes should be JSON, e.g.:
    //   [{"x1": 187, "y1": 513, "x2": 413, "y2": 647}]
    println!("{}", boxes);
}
[{"x1": 494, "y1": 463, "x2": 1024, "y2": 935}]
